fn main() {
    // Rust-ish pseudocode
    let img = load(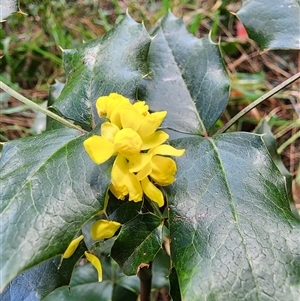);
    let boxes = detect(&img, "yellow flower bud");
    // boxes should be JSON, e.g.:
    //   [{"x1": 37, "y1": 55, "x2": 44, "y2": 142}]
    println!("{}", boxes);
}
[{"x1": 91, "y1": 219, "x2": 121, "y2": 241}]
